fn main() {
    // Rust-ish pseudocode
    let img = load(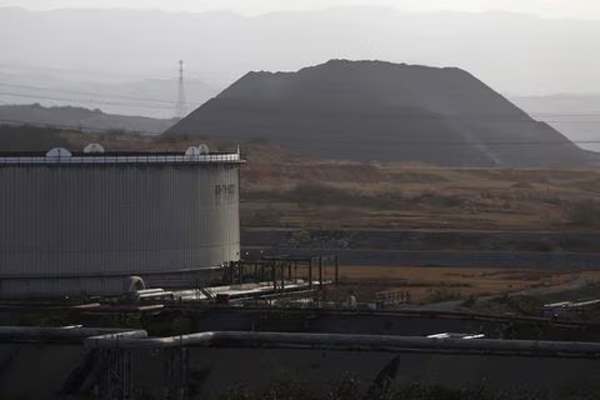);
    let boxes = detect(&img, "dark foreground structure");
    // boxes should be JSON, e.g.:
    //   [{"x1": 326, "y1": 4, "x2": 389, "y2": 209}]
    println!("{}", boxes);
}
[{"x1": 1, "y1": 310, "x2": 600, "y2": 399}]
